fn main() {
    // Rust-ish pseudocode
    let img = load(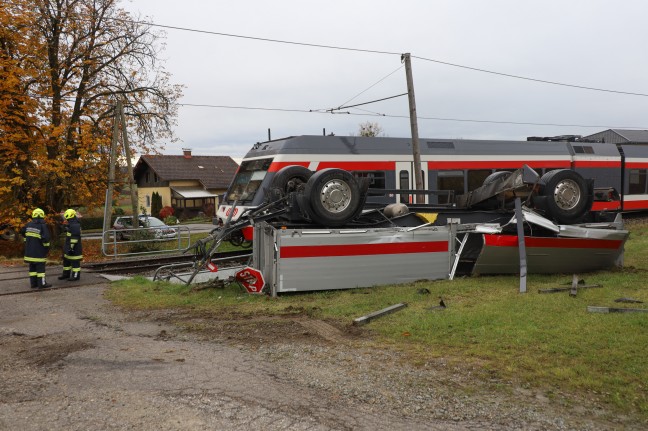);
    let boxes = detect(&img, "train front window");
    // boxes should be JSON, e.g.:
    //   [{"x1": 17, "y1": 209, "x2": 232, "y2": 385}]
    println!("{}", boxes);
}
[{"x1": 226, "y1": 158, "x2": 273, "y2": 203}]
